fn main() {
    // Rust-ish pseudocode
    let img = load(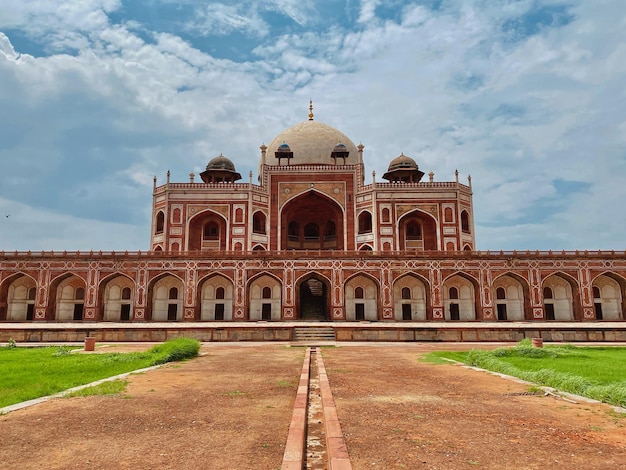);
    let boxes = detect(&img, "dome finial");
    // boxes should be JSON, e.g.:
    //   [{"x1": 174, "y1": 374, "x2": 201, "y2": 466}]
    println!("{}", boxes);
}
[{"x1": 308, "y1": 98, "x2": 314, "y2": 120}]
